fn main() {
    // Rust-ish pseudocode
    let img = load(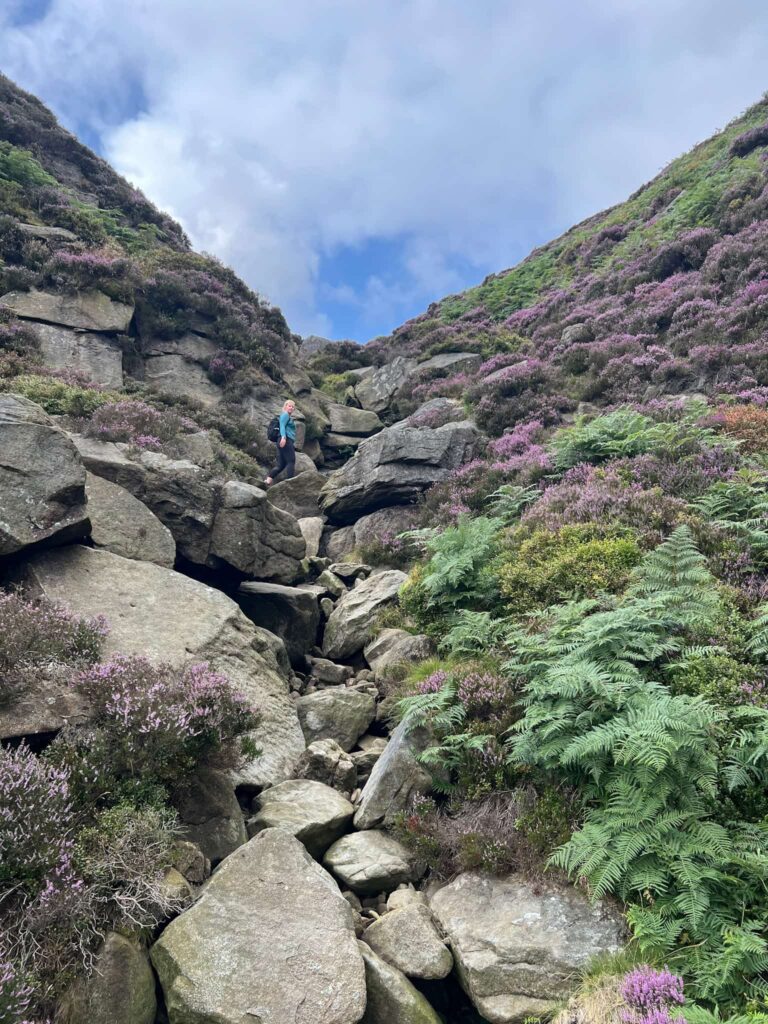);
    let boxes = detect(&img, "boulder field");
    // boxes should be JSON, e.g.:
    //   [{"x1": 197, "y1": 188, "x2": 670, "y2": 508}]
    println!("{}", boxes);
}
[{"x1": 0, "y1": 380, "x2": 626, "y2": 1024}]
